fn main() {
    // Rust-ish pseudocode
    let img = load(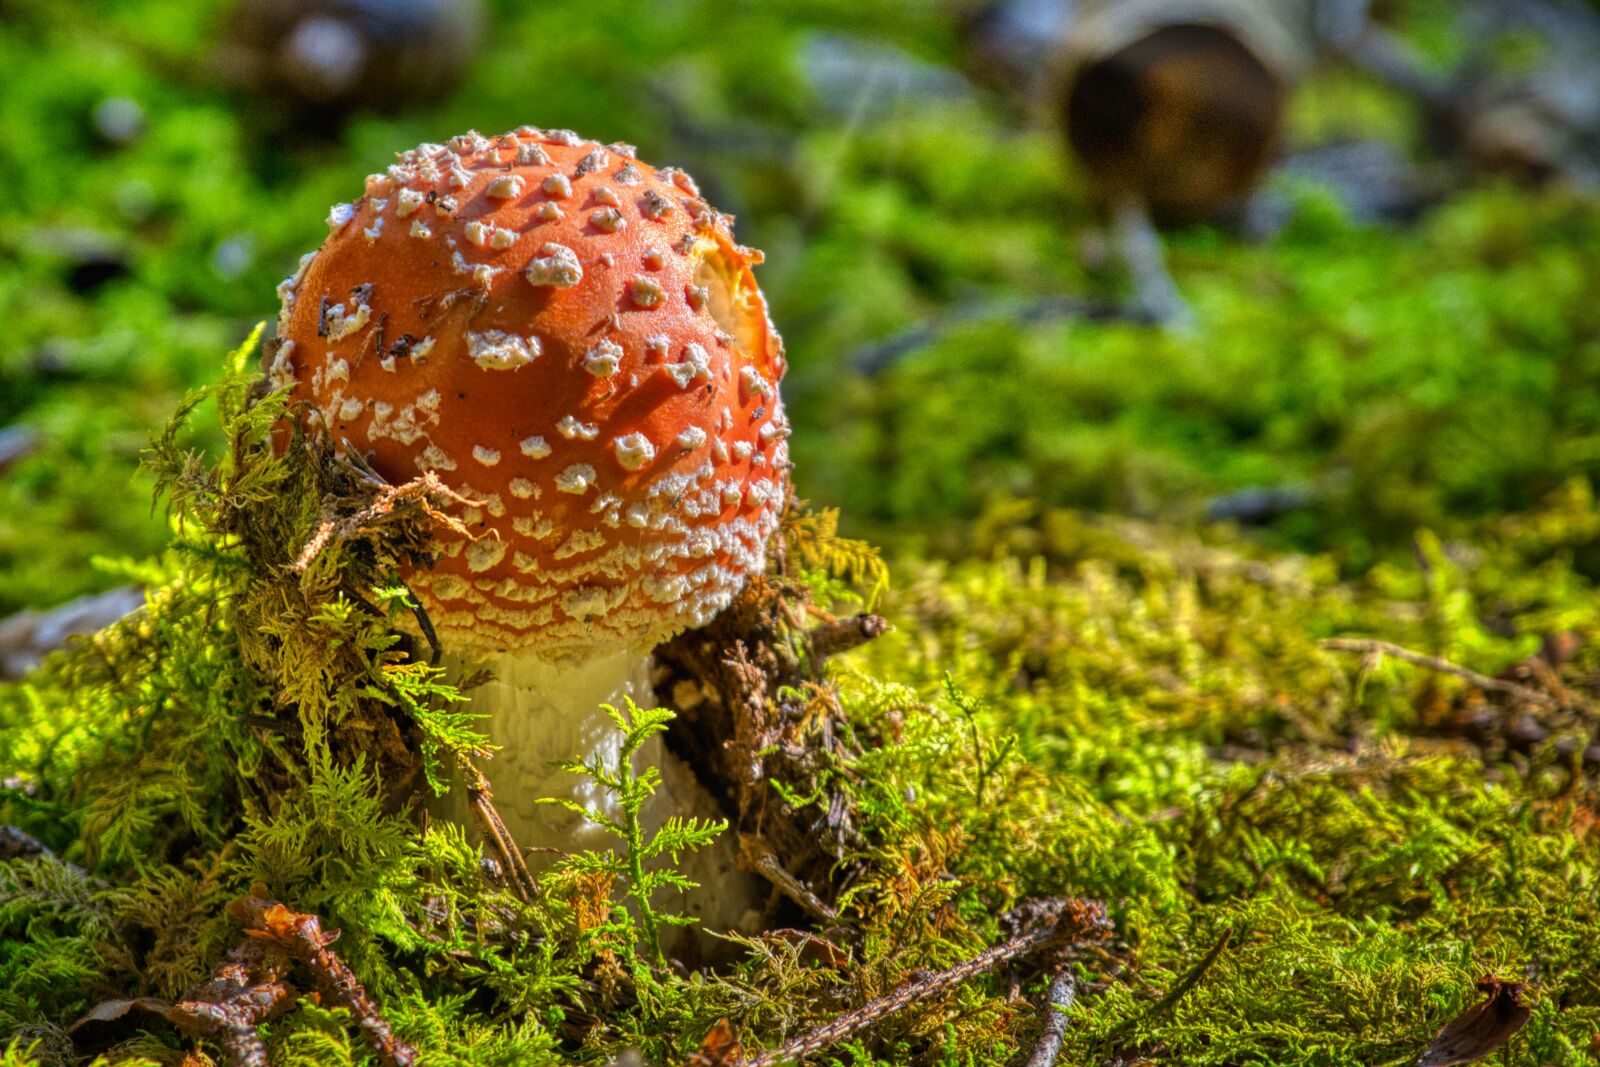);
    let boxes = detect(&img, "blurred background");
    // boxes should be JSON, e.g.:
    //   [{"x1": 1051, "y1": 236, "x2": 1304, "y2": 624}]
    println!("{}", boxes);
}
[{"x1": 2, "y1": 0, "x2": 1600, "y2": 622}]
